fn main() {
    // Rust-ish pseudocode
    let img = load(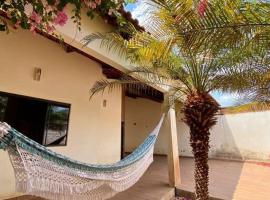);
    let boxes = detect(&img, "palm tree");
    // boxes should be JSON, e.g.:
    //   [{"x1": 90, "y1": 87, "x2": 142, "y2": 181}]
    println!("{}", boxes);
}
[{"x1": 83, "y1": 0, "x2": 270, "y2": 199}]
